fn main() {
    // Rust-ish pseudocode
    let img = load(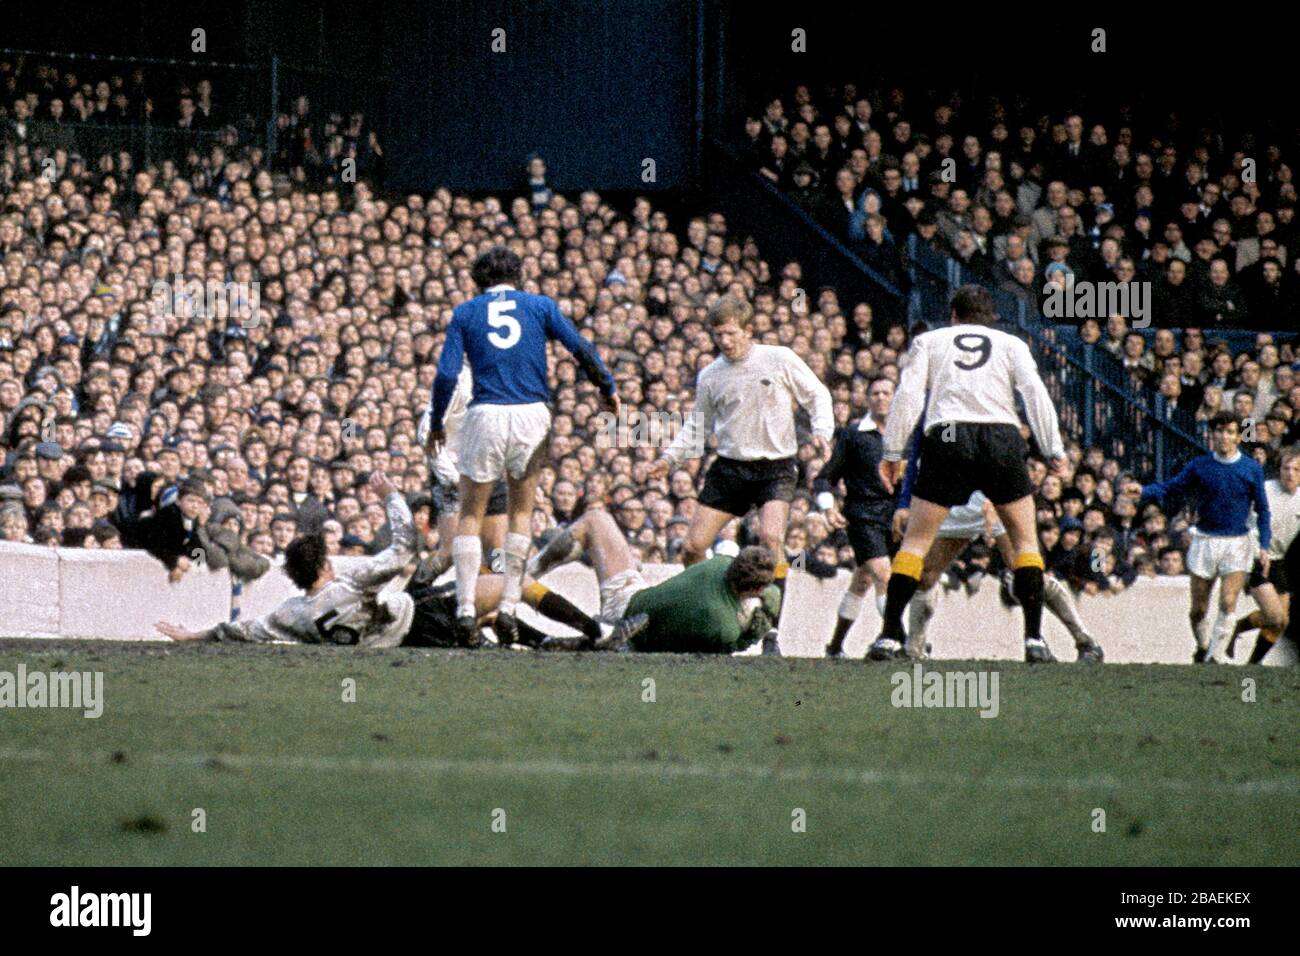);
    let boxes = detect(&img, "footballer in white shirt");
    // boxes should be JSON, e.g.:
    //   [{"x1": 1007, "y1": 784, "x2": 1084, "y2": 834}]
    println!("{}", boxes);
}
[
  {"x1": 1230, "y1": 447, "x2": 1300, "y2": 662},
  {"x1": 650, "y1": 295, "x2": 834, "y2": 655},
  {"x1": 870, "y1": 285, "x2": 1070, "y2": 664}
]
